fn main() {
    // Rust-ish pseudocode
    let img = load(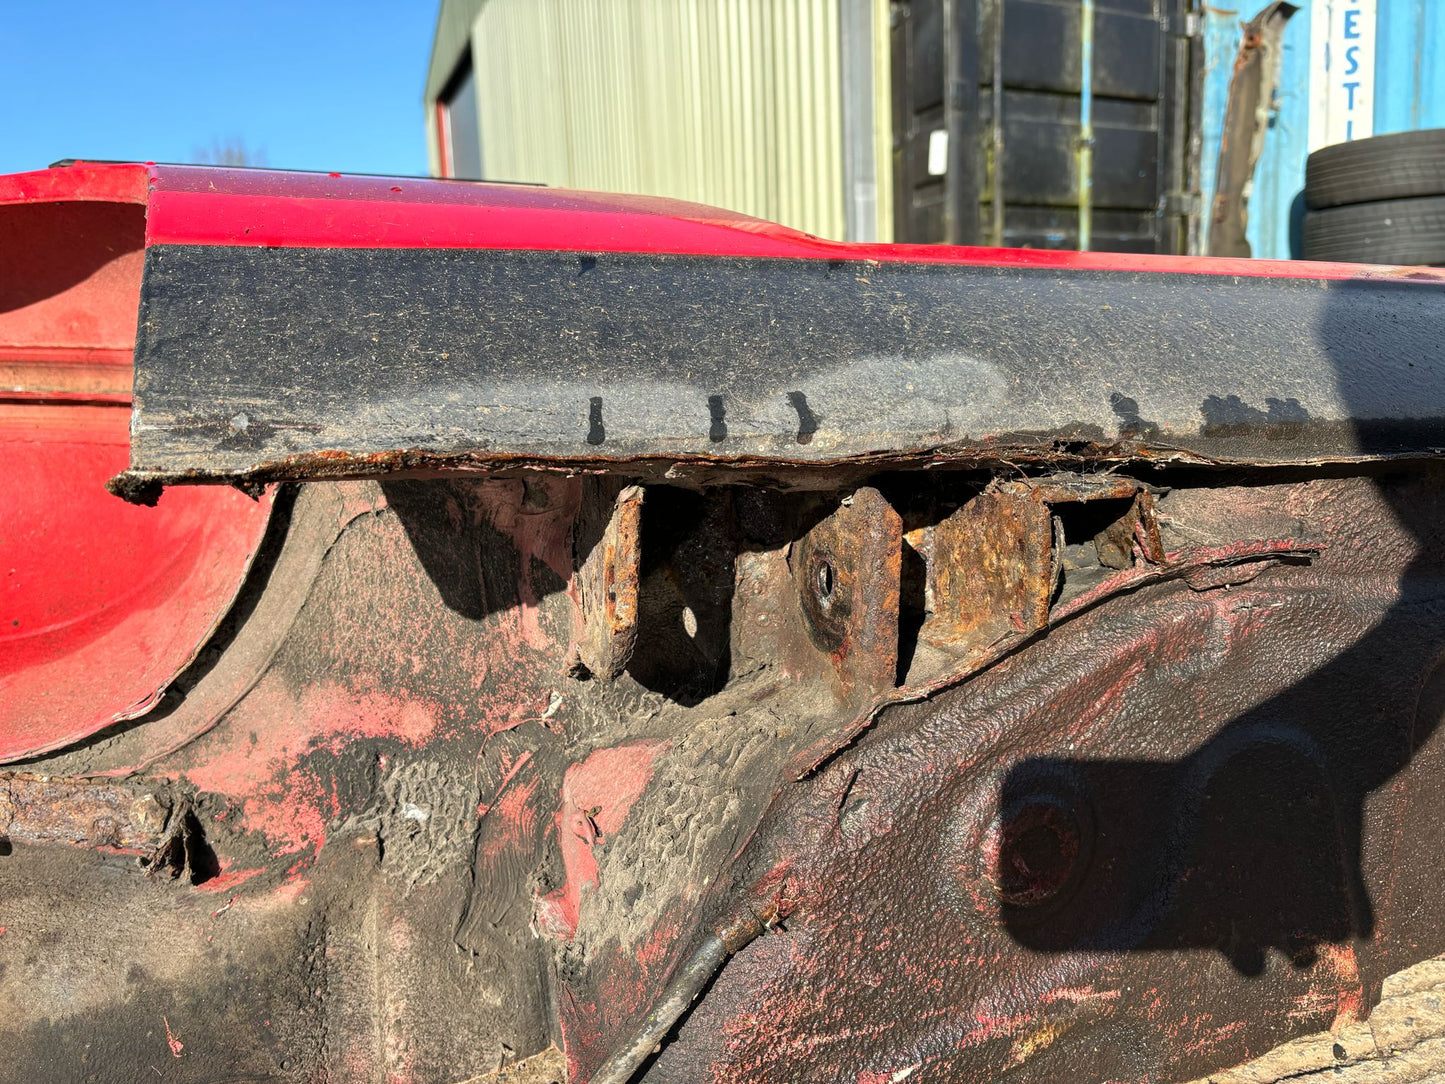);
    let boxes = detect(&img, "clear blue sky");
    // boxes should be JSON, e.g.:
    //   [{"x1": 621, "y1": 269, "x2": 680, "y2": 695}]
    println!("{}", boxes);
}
[{"x1": 0, "y1": 2, "x2": 439, "y2": 177}]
